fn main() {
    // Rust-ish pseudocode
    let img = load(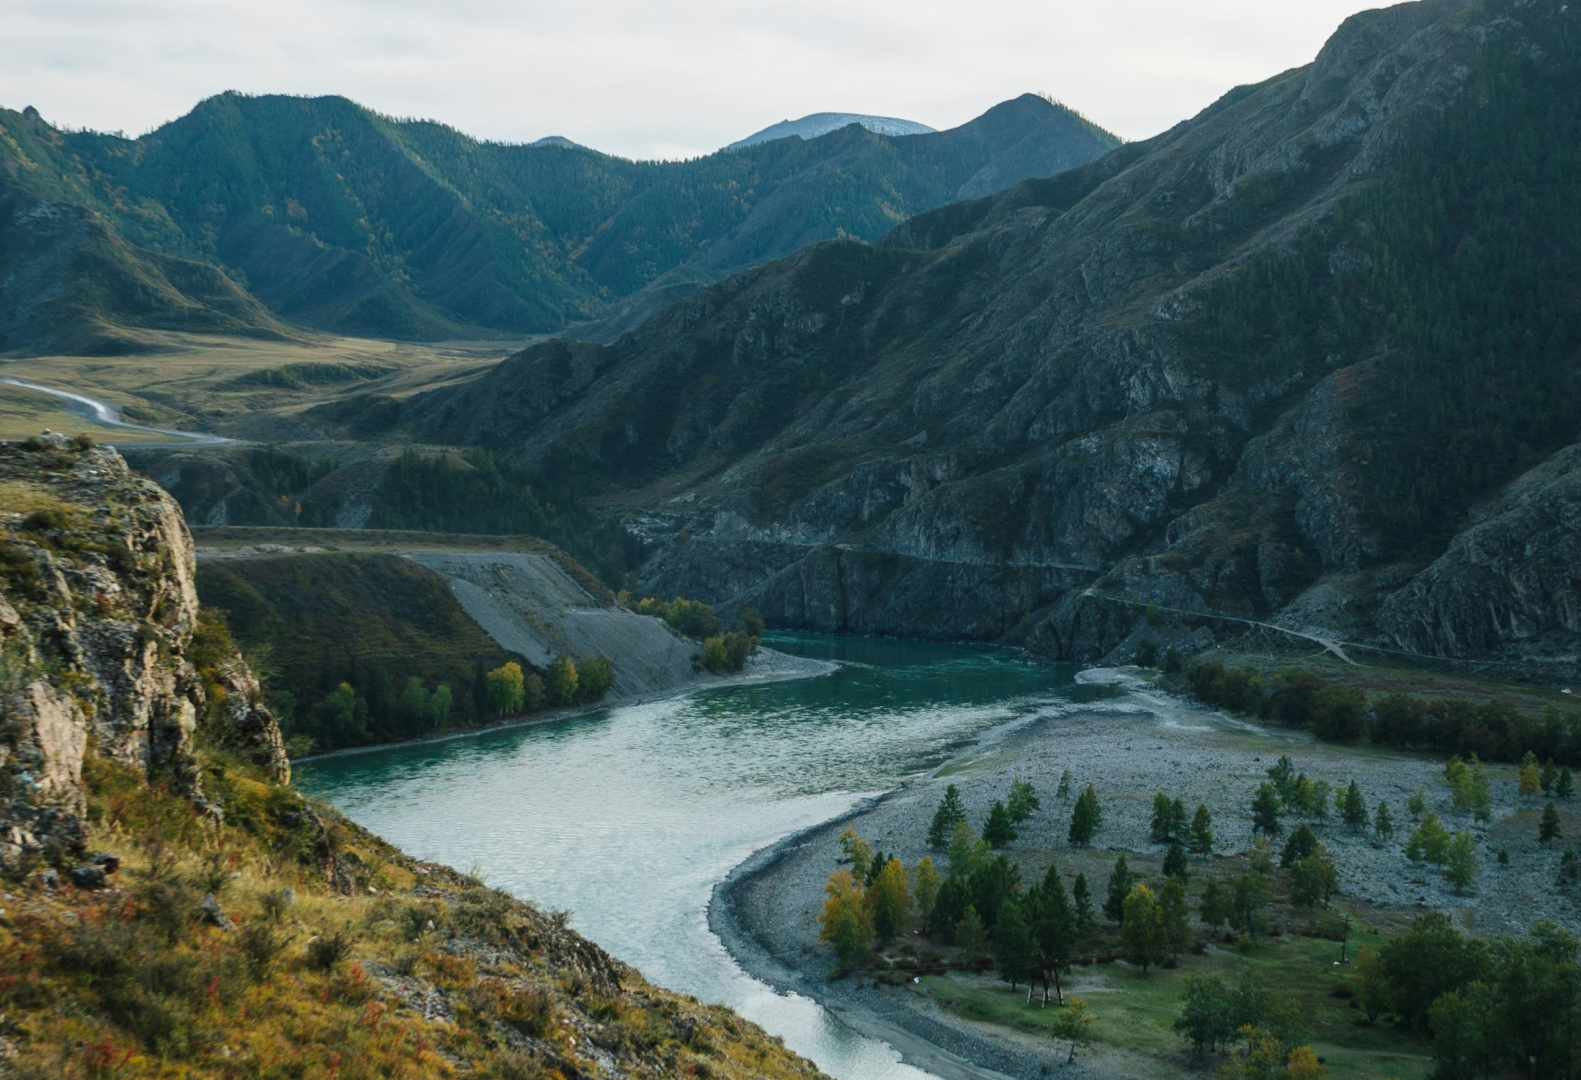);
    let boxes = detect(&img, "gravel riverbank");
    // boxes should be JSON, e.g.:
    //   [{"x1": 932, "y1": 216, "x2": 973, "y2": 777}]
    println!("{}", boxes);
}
[{"x1": 710, "y1": 668, "x2": 1581, "y2": 1079}]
